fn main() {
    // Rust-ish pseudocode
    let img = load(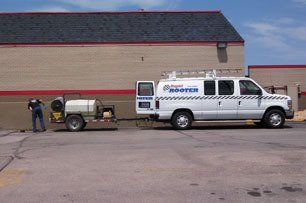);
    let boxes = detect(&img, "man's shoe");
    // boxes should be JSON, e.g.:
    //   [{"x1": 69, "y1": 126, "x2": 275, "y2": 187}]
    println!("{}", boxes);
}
[
  {"x1": 33, "y1": 130, "x2": 38, "y2": 133},
  {"x1": 42, "y1": 129, "x2": 46, "y2": 132}
]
